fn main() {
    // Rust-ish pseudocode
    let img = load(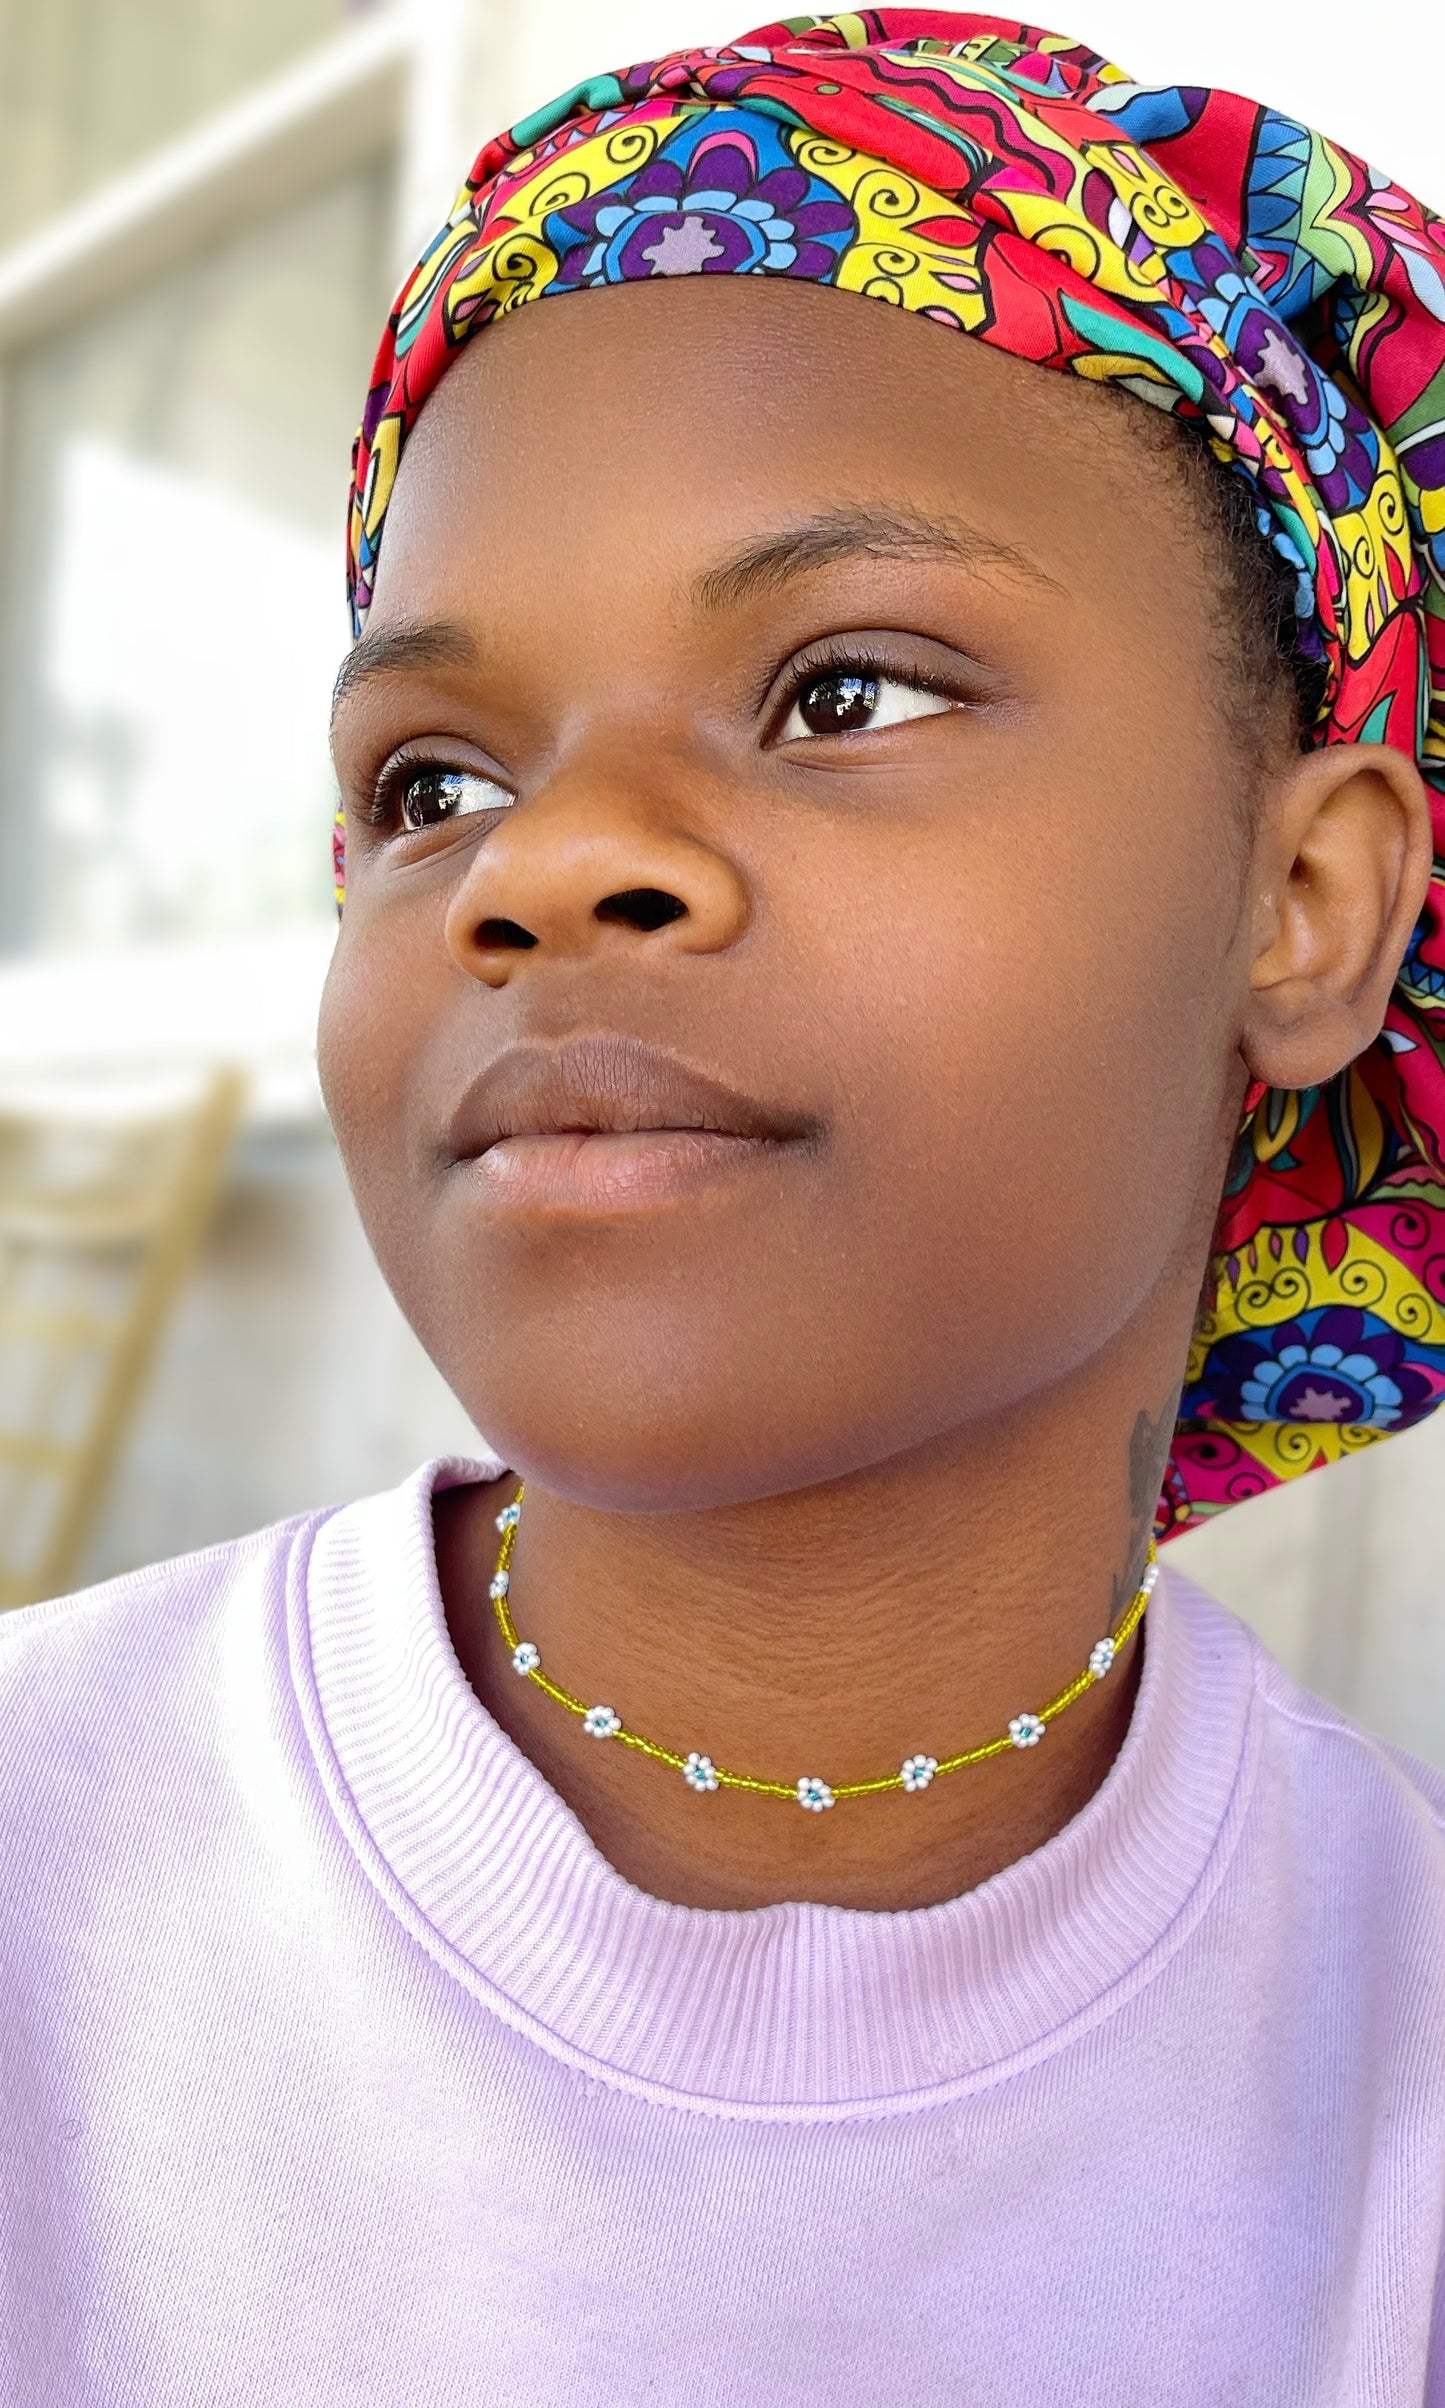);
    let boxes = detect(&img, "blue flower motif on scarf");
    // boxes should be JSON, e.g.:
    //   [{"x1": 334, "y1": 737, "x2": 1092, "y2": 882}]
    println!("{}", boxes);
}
[
  {"x1": 1196, "y1": 1305, "x2": 1437, "y2": 1428},
  {"x1": 543, "y1": 113, "x2": 856, "y2": 291}
]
